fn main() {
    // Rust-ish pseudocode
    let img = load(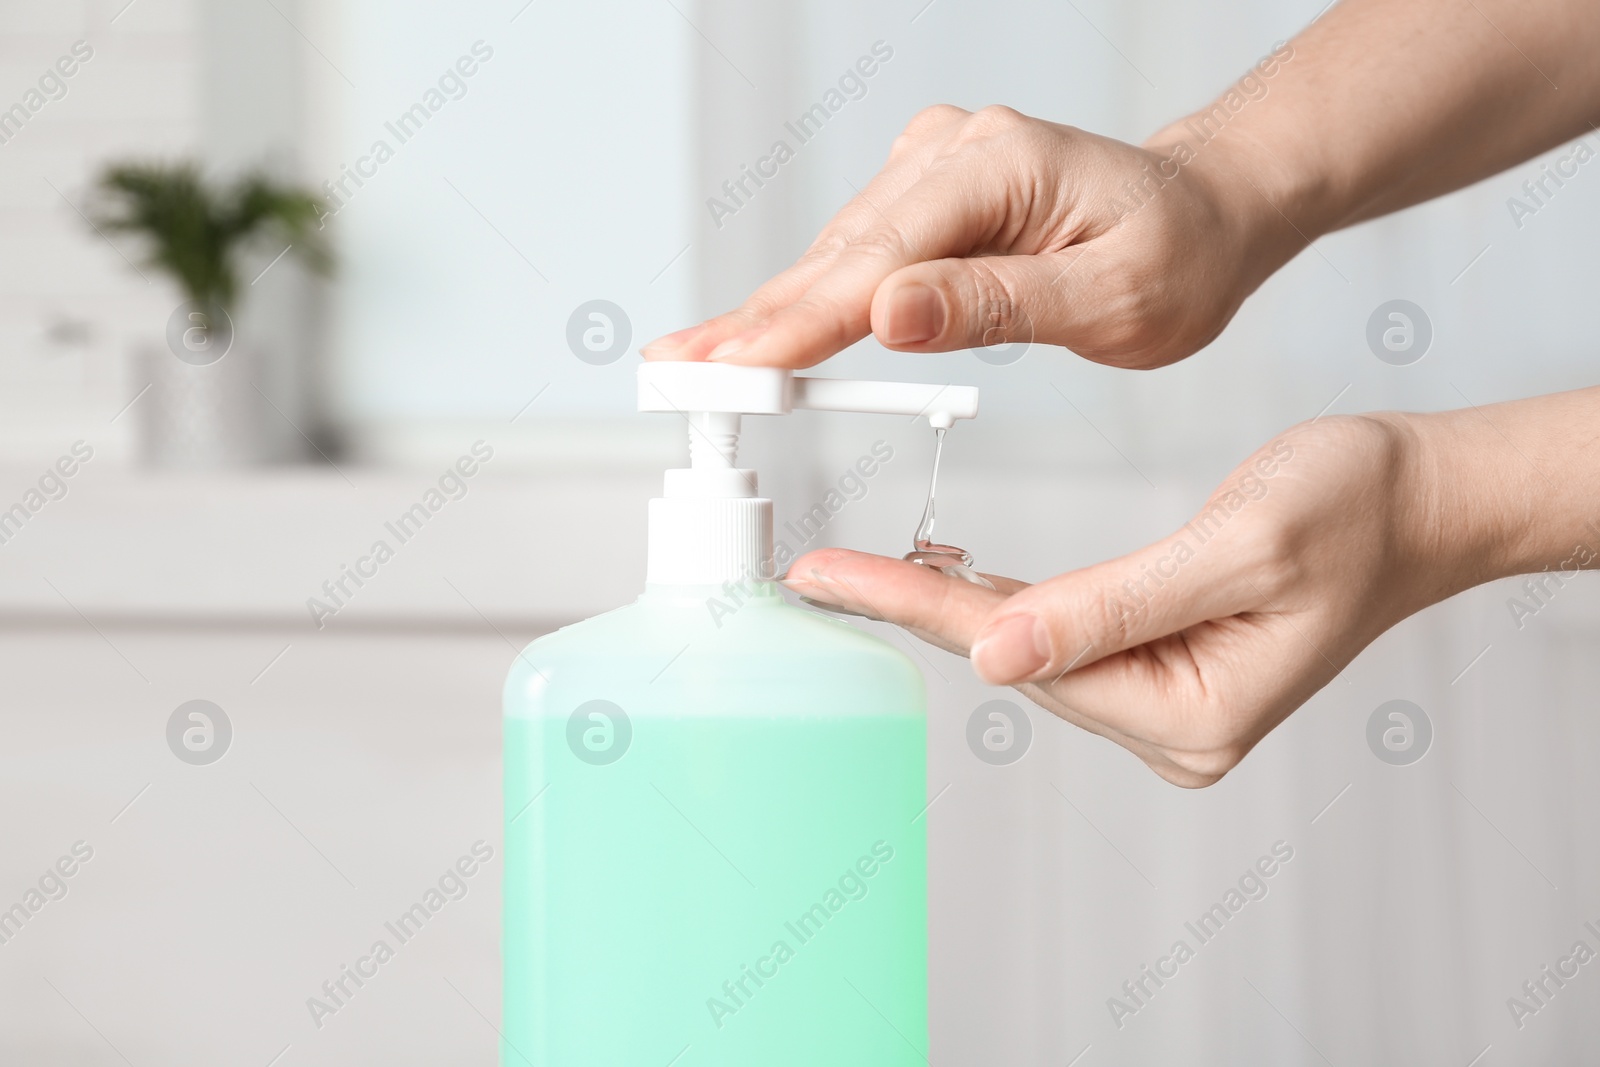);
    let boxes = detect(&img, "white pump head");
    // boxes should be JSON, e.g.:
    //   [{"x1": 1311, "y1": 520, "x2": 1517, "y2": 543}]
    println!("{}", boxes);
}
[{"x1": 637, "y1": 362, "x2": 980, "y2": 585}]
